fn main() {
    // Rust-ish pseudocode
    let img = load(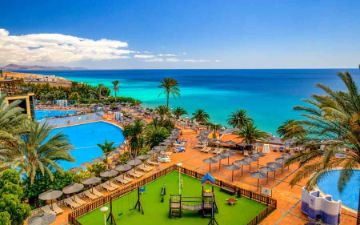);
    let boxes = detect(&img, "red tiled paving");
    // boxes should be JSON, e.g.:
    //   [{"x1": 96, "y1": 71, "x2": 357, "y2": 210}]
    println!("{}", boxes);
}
[{"x1": 38, "y1": 128, "x2": 357, "y2": 225}]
